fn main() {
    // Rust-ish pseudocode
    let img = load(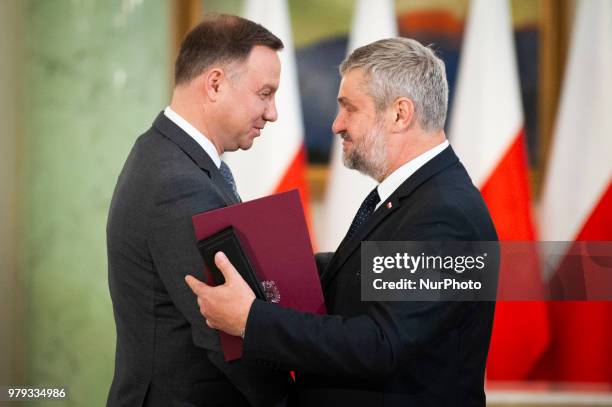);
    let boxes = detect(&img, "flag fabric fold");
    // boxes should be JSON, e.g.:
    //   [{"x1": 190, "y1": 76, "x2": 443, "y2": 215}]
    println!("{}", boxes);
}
[
  {"x1": 320, "y1": 0, "x2": 398, "y2": 251},
  {"x1": 449, "y1": 0, "x2": 549, "y2": 380},
  {"x1": 225, "y1": 0, "x2": 311, "y2": 221},
  {"x1": 534, "y1": 0, "x2": 612, "y2": 383}
]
